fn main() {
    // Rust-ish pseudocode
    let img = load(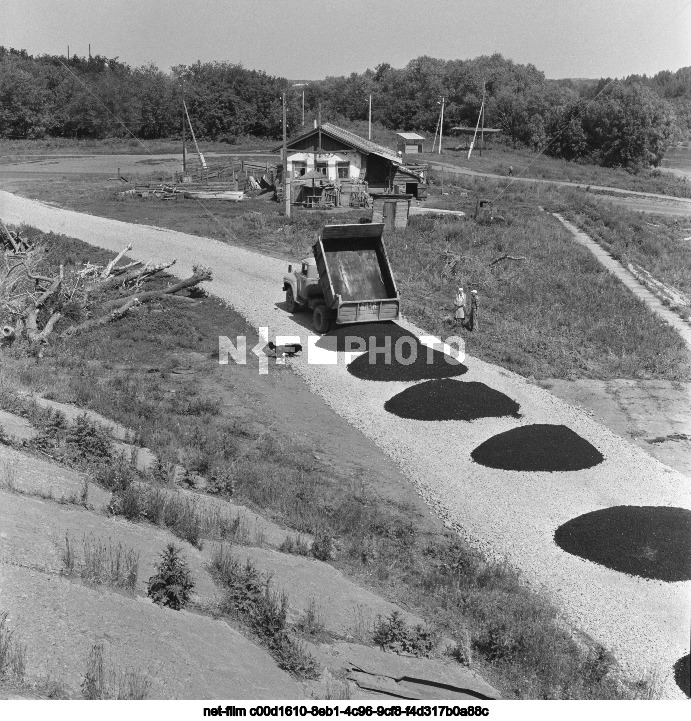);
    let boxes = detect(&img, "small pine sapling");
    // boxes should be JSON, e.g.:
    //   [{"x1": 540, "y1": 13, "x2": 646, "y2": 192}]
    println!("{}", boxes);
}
[{"x1": 147, "y1": 543, "x2": 195, "y2": 610}]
